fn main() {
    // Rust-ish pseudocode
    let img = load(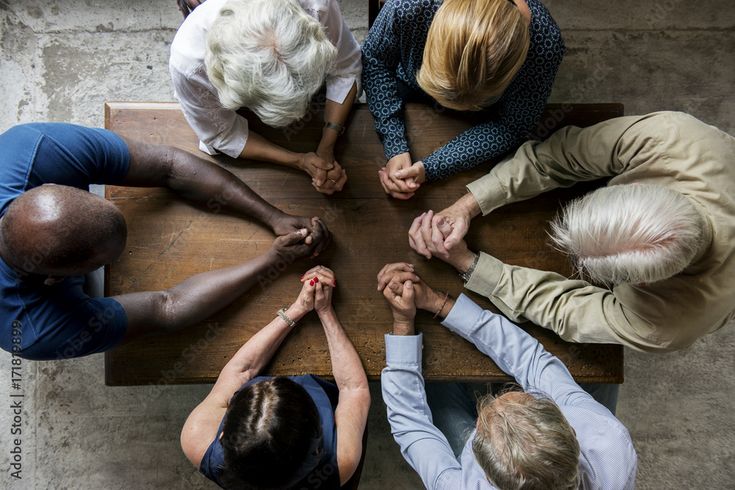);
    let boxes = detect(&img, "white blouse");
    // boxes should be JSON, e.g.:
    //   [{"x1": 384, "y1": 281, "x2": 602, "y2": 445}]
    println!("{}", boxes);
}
[{"x1": 169, "y1": 0, "x2": 362, "y2": 158}]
